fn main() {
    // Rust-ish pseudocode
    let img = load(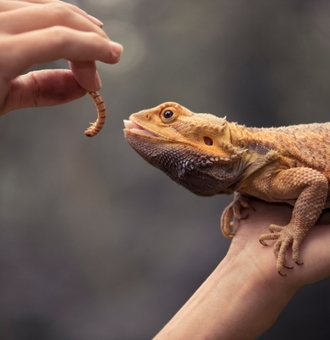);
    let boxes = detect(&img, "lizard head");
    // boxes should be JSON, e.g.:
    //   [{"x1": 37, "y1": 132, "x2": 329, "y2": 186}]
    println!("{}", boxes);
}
[{"x1": 124, "y1": 102, "x2": 246, "y2": 196}]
